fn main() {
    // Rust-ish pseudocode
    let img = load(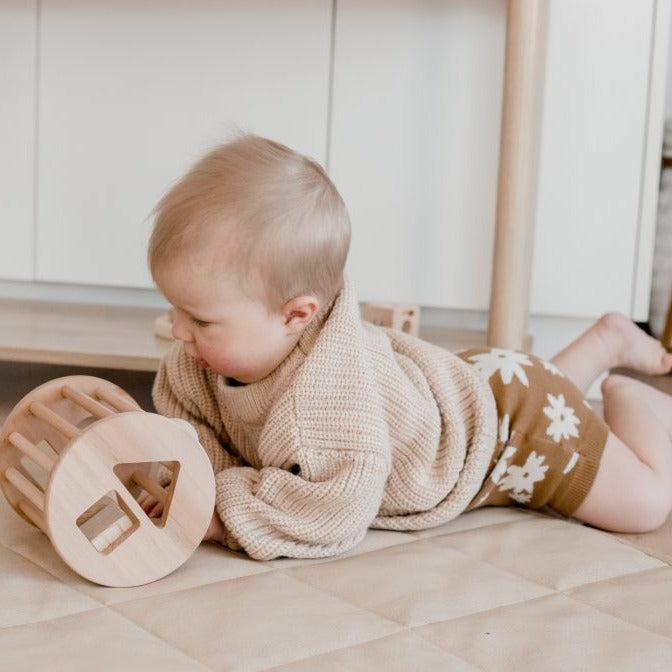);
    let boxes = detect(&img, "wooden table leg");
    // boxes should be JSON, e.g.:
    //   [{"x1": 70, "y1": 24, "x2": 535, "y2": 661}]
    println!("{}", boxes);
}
[{"x1": 487, "y1": 0, "x2": 549, "y2": 349}]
